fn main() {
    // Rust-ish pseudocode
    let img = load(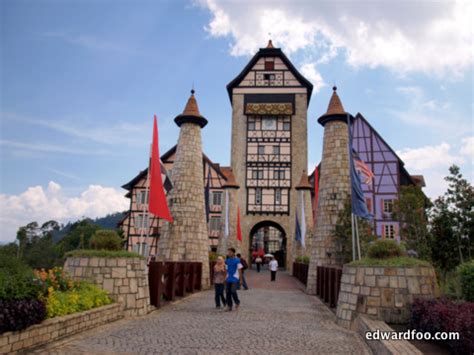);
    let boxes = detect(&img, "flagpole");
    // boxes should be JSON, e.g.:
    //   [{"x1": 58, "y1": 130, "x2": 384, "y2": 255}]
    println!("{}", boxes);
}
[
  {"x1": 355, "y1": 215, "x2": 361, "y2": 260},
  {"x1": 138, "y1": 144, "x2": 152, "y2": 257},
  {"x1": 351, "y1": 213, "x2": 356, "y2": 261}
]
